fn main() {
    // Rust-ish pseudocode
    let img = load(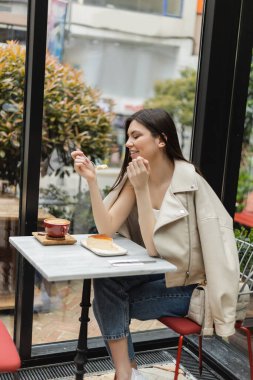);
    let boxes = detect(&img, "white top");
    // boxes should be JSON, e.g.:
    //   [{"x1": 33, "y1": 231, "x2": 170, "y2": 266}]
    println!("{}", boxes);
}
[
  {"x1": 9, "y1": 234, "x2": 177, "y2": 282},
  {"x1": 153, "y1": 209, "x2": 160, "y2": 218}
]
